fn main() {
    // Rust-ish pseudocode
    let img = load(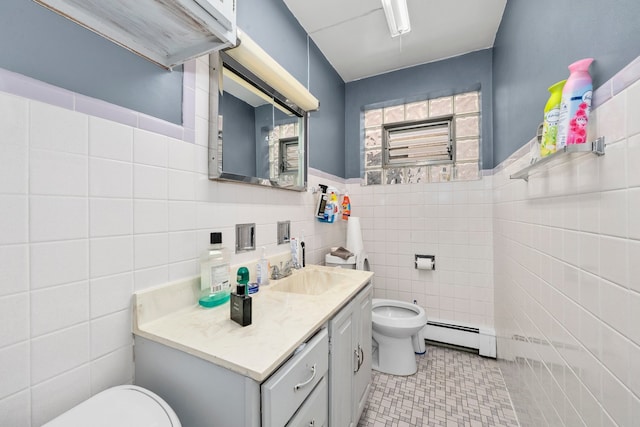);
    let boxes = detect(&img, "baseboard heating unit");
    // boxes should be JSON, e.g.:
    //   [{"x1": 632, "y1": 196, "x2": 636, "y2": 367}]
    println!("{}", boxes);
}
[{"x1": 424, "y1": 321, "x2": 496, "y2": 358}]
